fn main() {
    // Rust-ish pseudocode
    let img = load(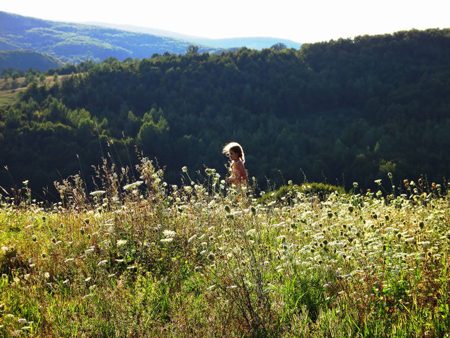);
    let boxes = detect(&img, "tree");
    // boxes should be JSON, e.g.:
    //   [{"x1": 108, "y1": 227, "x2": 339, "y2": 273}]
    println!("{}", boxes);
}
[
  {"x1": 271, "y1": 43, "x2": 287, "y2": 51},
  {"x1": 186, "y1": 45, "x2": 199, "y2": 54},
  {"x1": 124, "y1": 111, "x2": 141, "y2": 137}
]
